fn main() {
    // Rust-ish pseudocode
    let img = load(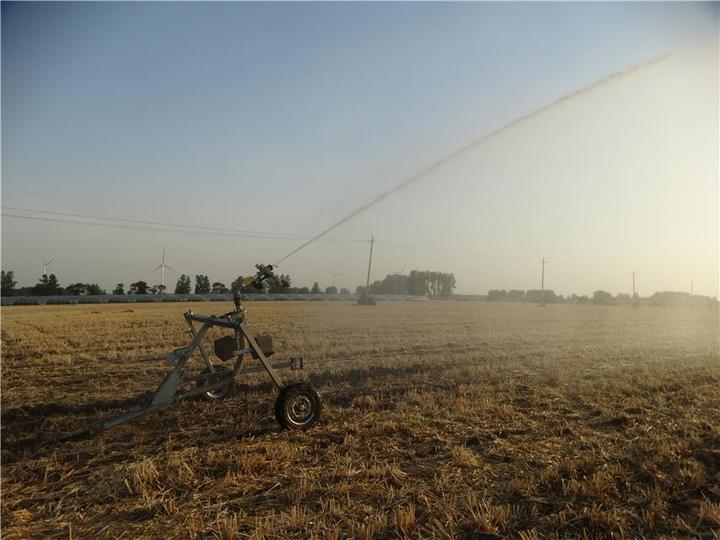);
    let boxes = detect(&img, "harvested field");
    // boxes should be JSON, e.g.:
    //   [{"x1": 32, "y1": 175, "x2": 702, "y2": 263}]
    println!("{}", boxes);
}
[{"x1": 1, "y1": 301, "x2": 719, "y2": 539}]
